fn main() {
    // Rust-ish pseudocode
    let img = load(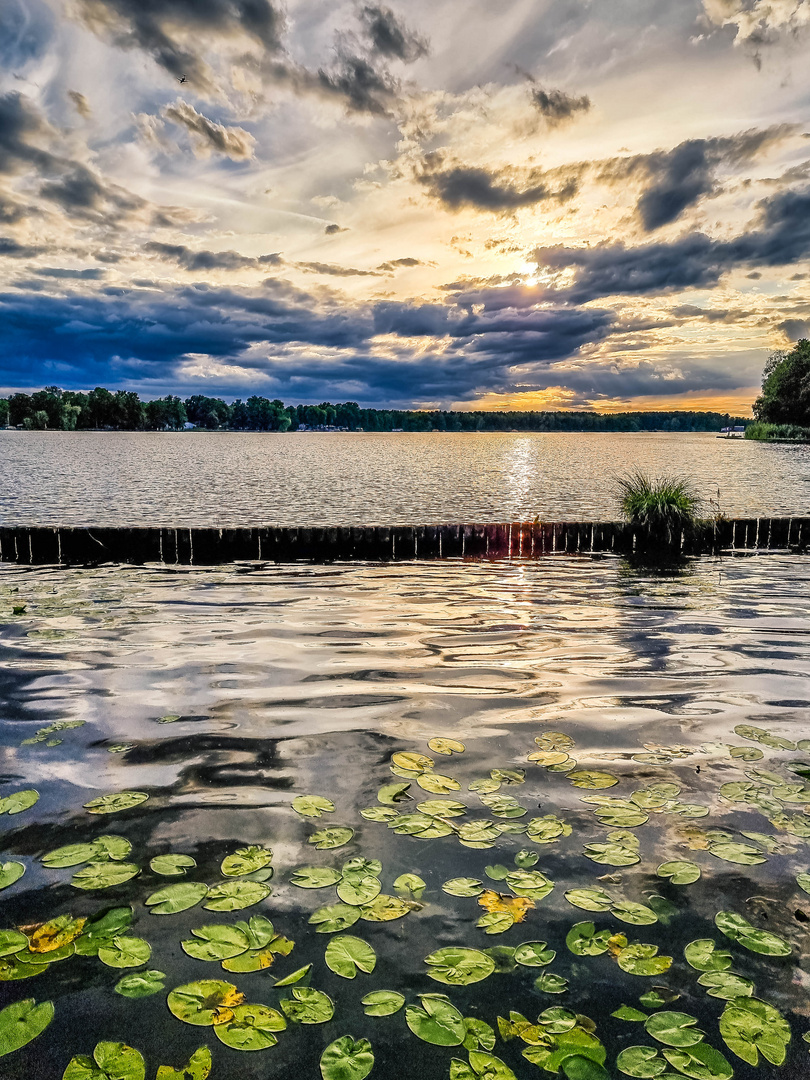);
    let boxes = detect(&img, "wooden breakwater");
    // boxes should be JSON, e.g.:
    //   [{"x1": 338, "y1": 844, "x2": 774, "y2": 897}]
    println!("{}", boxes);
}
[{"x1": 0, "y1": 518, "x2": 808, "y2": 566}]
